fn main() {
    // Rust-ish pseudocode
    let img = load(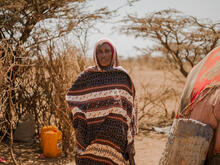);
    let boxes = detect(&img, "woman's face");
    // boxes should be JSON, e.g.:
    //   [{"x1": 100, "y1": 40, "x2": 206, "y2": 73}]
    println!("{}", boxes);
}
[{"x1": 96, "y1": 43, "x2": 113, "y2": 67}]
